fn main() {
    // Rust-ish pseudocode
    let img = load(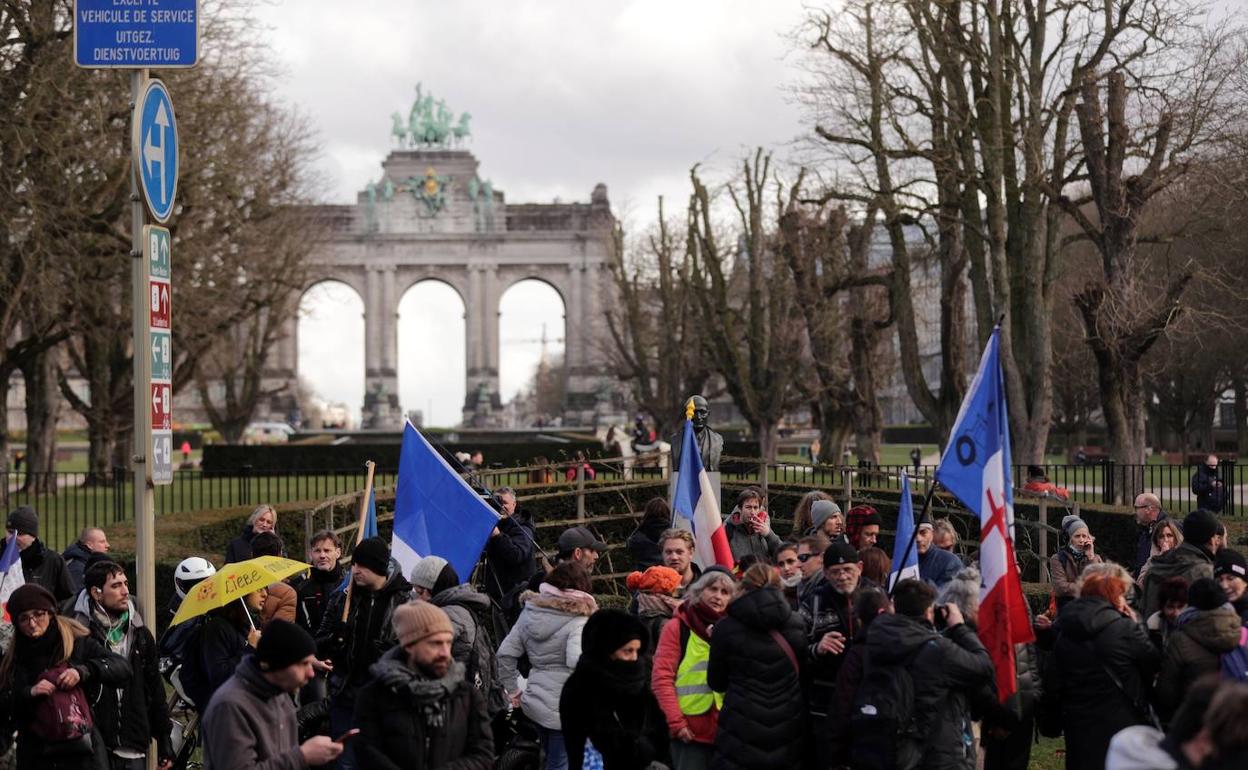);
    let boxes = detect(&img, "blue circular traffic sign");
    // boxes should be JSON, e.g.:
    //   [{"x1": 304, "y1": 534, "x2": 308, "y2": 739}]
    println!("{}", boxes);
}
[{"x1": 132, "y1": 79, "x2": 179, "y2": 223}]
